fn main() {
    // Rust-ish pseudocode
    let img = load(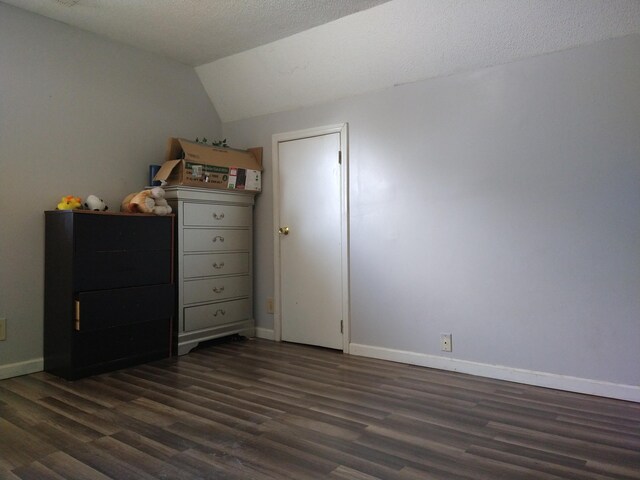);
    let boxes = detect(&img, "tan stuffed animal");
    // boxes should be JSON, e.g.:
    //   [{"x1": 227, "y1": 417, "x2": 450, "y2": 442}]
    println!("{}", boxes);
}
[{"x1": 121, "y1": 187, "x2": 172, "y2": 215}]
